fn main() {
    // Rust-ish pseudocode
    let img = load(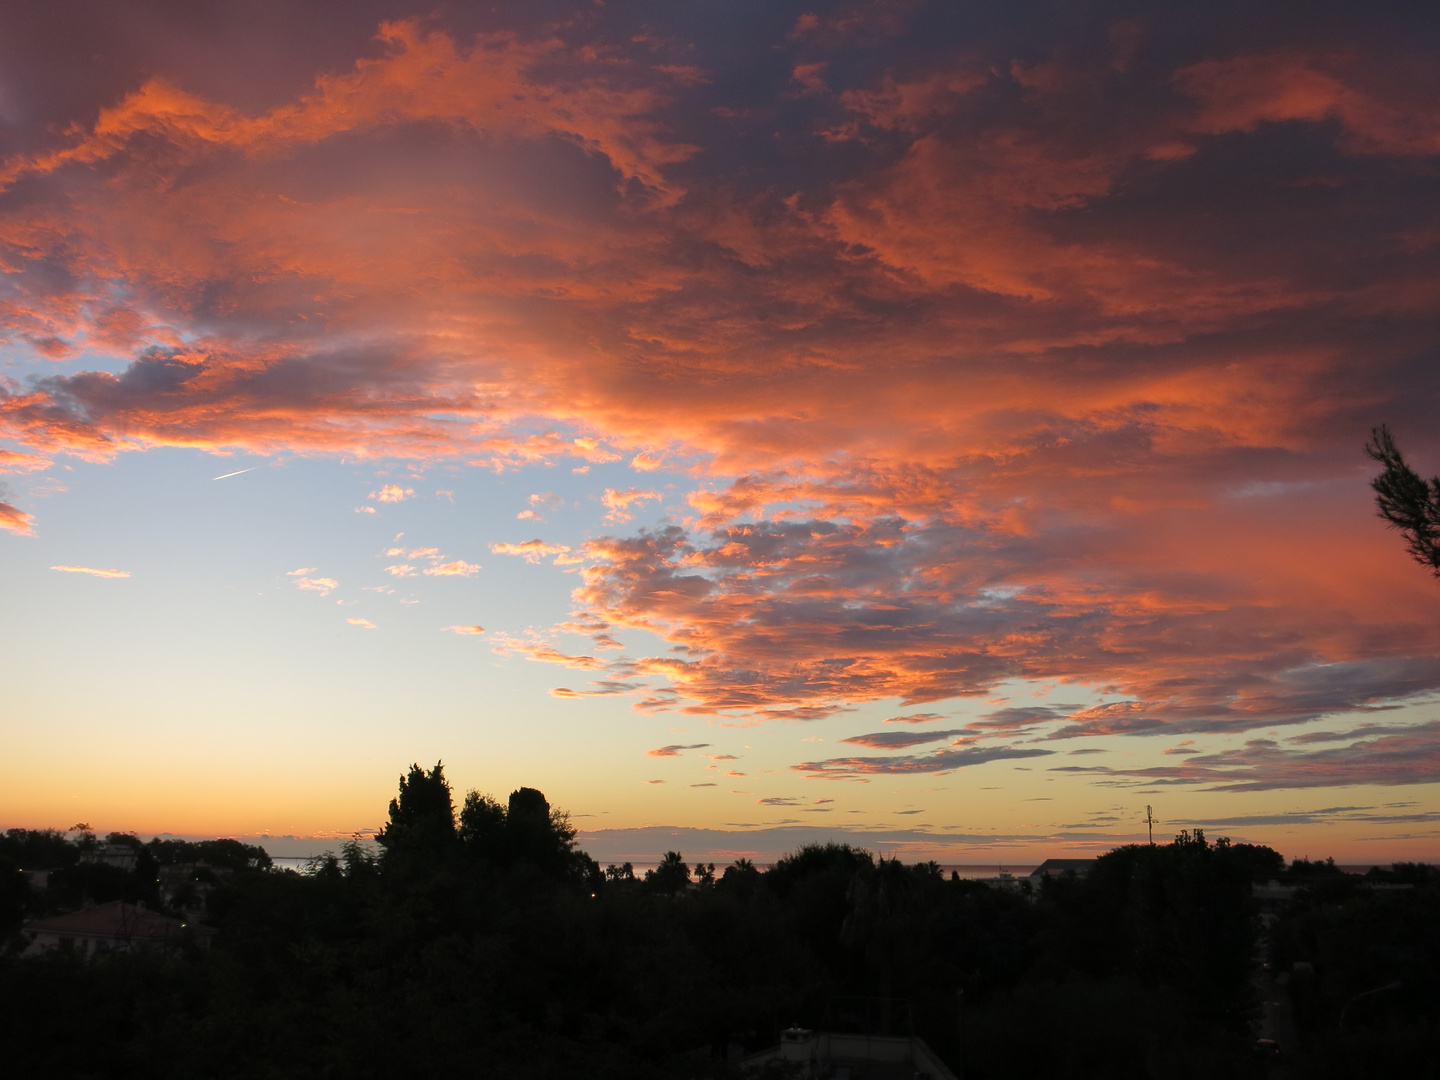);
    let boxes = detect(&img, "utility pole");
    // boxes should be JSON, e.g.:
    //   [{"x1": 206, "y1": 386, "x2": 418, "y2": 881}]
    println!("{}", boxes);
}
[{"x1": 1144, "y1": 805, "x2": 1157, "y2": 846}]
